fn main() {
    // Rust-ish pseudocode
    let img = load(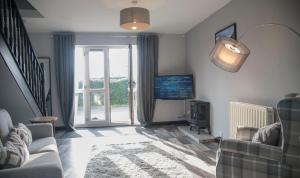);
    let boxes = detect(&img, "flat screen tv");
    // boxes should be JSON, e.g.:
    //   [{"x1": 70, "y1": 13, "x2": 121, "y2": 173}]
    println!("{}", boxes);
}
[{"x1": 154, "y1": 75, "x2": 194, "y2": 100}]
